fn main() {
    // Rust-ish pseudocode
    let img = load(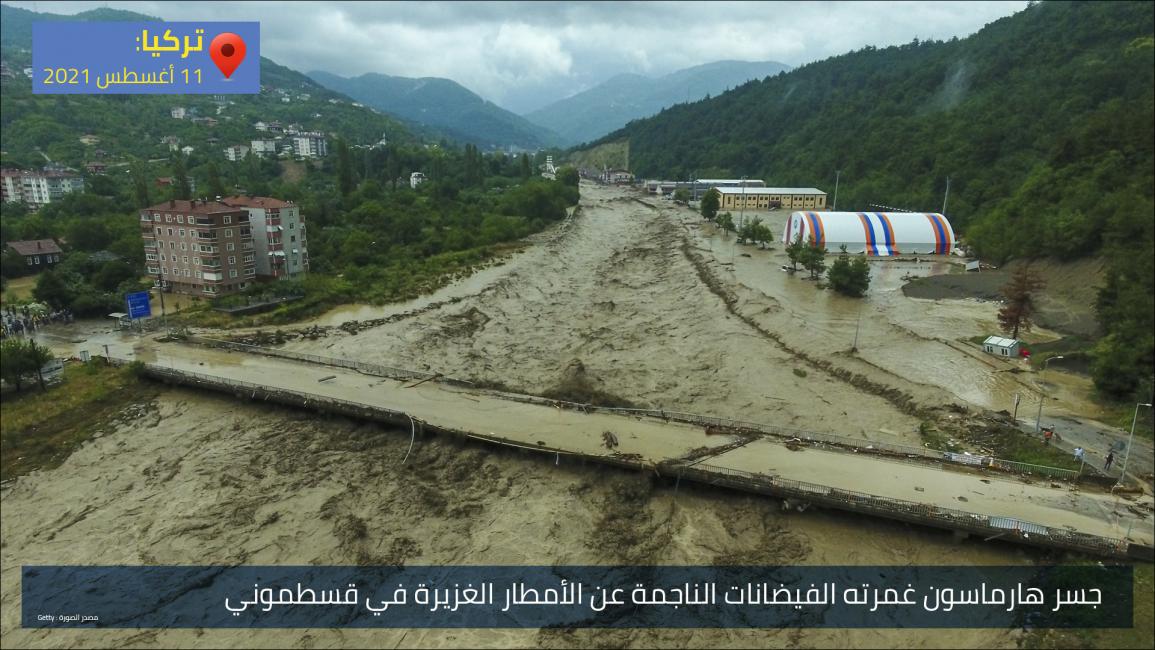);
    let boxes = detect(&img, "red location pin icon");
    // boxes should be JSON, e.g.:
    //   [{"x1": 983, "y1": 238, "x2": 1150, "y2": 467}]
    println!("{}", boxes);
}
[{"x1": 210, "y1": 32, "x2": 246, "y2": 79}]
